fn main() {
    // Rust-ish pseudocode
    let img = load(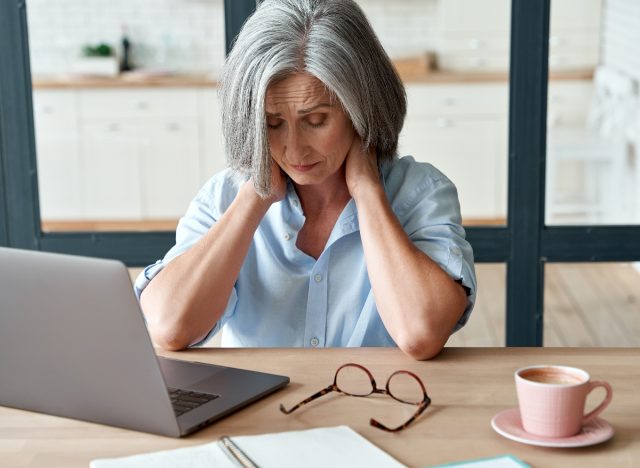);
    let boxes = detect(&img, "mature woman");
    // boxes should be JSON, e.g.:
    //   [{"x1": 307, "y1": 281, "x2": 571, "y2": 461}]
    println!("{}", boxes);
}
[{"x1": 136, "y1": 0, "x2": 476, "y2": 360}]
